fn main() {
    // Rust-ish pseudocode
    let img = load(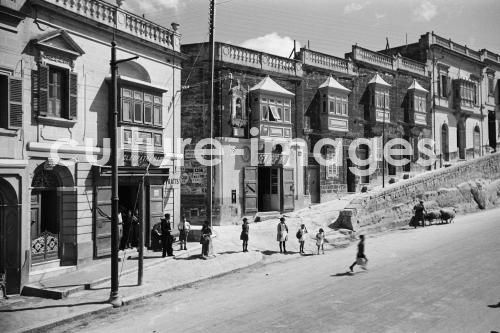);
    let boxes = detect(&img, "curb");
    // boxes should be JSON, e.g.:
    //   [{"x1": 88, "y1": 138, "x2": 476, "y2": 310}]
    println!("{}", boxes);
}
[{"x1": 18, "y1": 251, "x2": 264, "y2": 333}]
